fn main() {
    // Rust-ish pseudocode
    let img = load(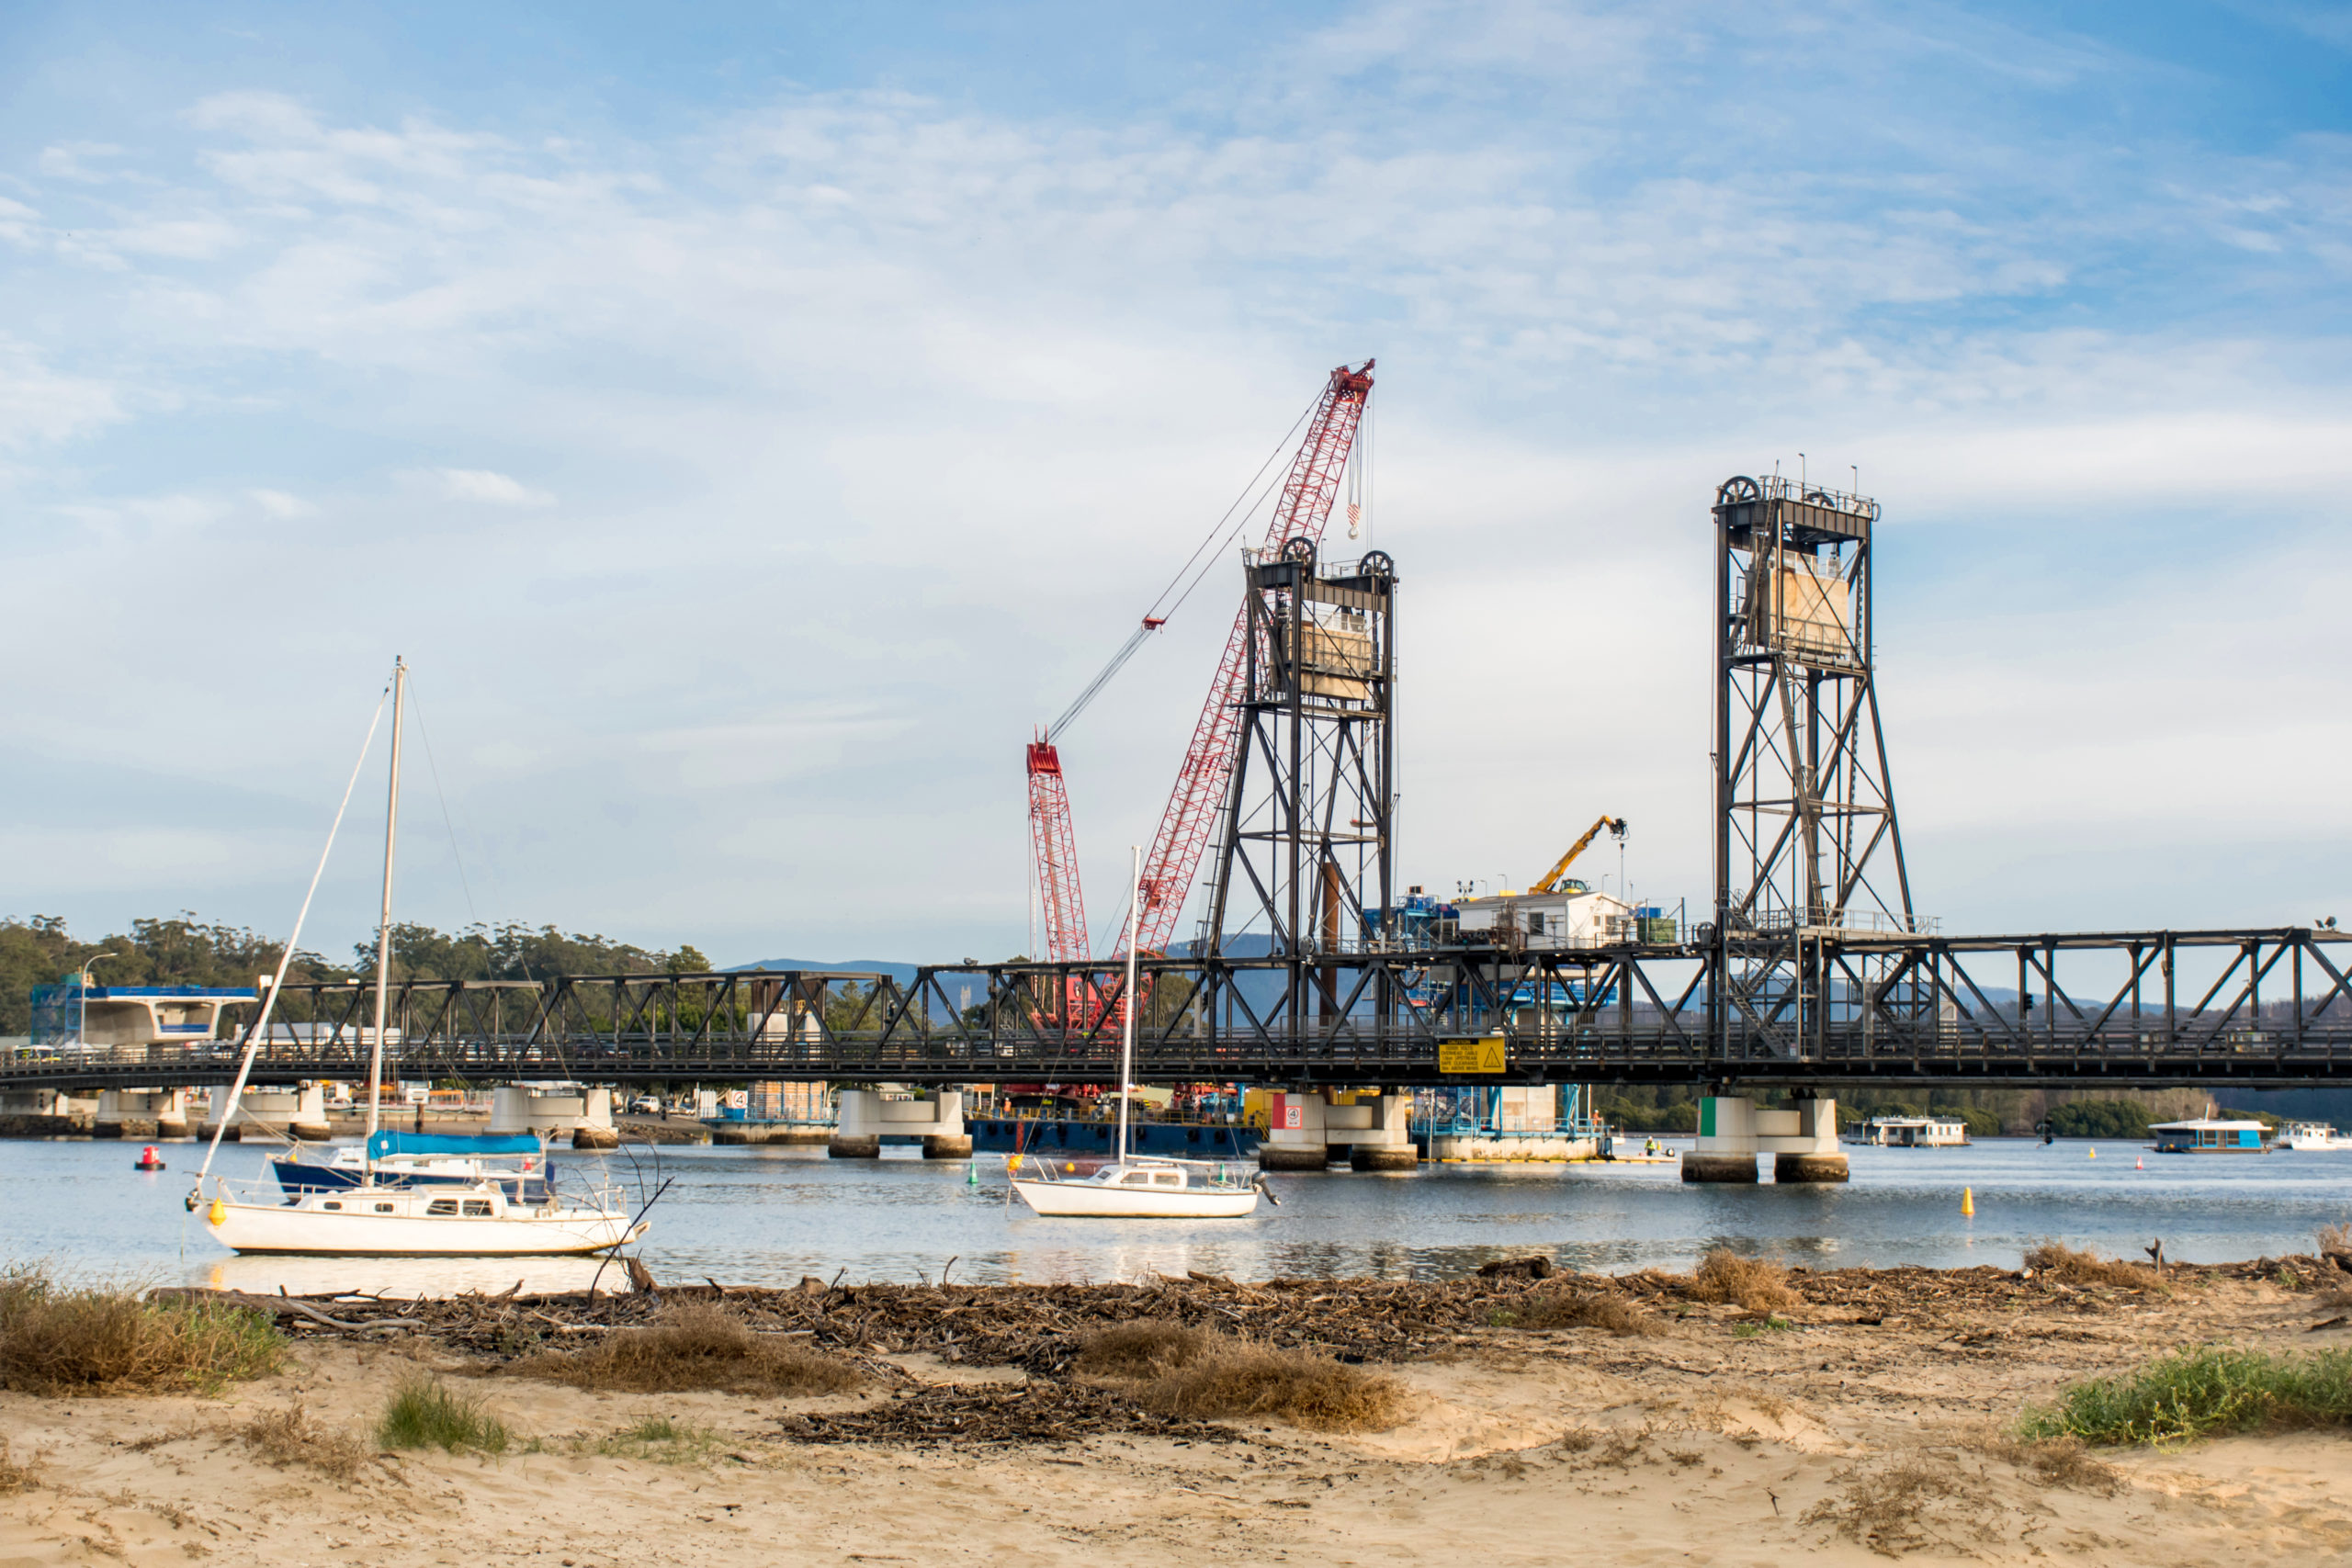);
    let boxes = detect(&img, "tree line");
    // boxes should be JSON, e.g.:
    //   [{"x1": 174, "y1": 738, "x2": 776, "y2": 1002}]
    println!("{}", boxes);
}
[{"x1": 0, "y1": 913, "x2": 711, "y2": 1036}]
